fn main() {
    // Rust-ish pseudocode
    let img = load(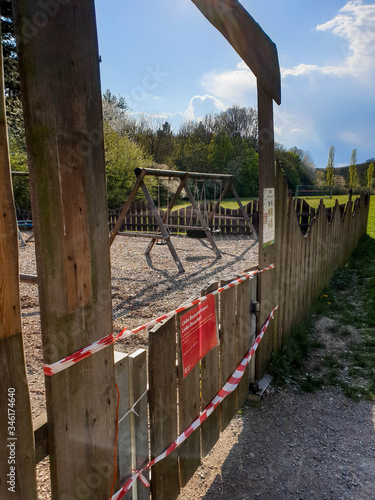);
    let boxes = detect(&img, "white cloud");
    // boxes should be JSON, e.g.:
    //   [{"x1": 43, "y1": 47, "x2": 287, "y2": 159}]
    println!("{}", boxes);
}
[
  {"x1": 183, "y1": 94, "x2": 227, "y2": 121},
  {"x1": 201, "y1": 61, "x2": 257, "y2": 103},
  {"x1": 283, "y1": 0, "x2": 375, "y2": 80}
]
